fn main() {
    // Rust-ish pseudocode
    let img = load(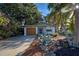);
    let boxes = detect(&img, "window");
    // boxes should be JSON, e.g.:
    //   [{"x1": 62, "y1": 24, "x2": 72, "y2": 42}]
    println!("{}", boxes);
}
[{"x1": 46, "y1": 29, "x2": 52, "y2": 32}]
